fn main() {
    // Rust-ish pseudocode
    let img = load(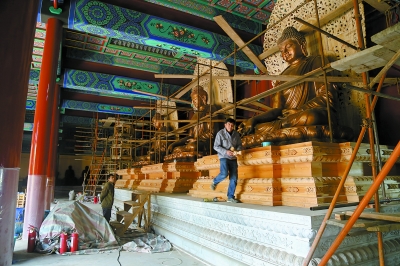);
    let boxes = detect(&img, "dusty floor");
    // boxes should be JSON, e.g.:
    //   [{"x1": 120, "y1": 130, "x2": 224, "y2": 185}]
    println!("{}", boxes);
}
[{"x1": 12, "y1": 198, "x2": 209, "y2": 266}]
